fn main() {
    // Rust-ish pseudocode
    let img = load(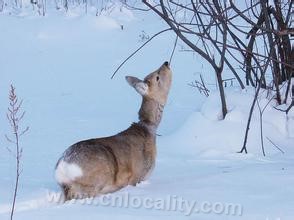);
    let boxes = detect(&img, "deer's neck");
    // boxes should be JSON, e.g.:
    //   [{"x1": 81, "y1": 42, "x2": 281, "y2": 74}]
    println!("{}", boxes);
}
[{"x1": 138, "y1": 98, "x2": 164, "y2": 134}]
